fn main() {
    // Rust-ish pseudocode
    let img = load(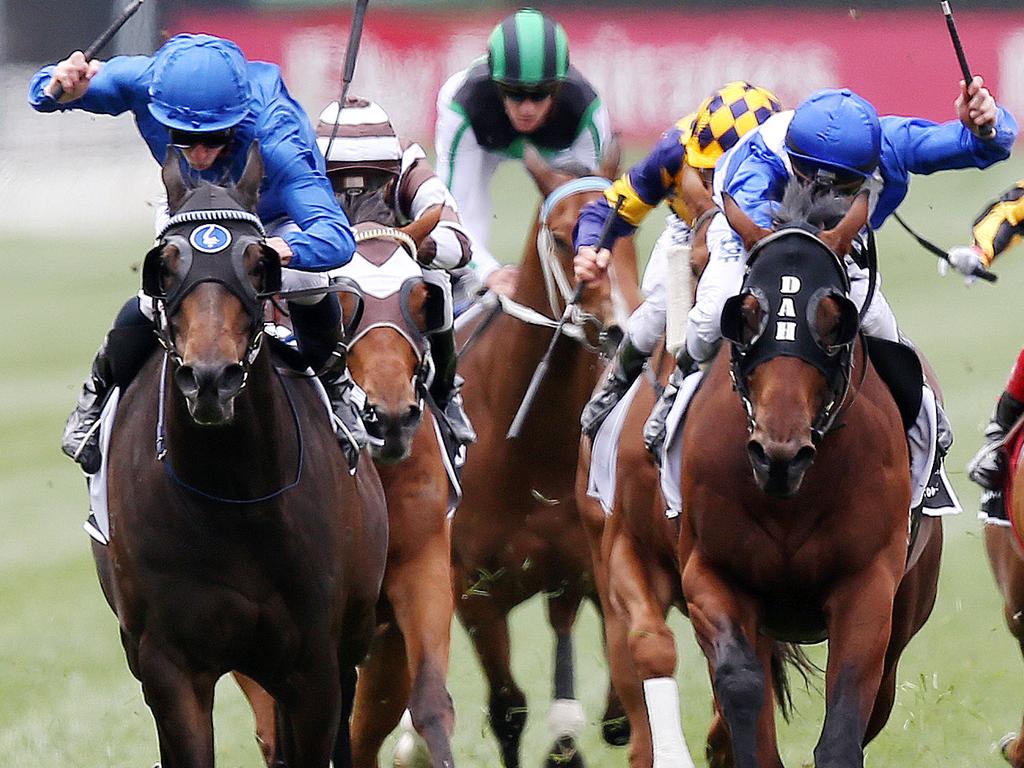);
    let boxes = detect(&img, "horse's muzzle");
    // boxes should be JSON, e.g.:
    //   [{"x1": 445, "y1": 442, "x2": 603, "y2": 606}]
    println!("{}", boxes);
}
[
  {"x1": 747, "y1": 435, "x2": 817, "y2": 498},
  {"x1": 174, "y1": 362, "x2": 246, "y2": 425},
  {"x1": 364, "y1": 401, "x2": 422, "y2": 464}
]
